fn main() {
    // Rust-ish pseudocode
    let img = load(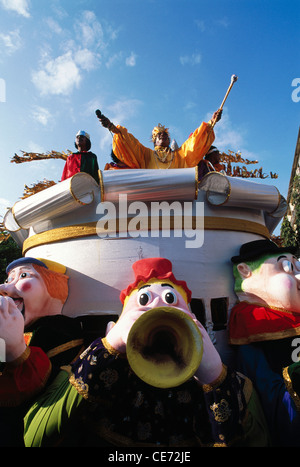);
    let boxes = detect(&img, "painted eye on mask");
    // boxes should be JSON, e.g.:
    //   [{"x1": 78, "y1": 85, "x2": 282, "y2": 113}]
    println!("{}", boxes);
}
[
  {"x1": 294, "y1": 260, "x2": 300, "y2": 272},
  {"x1": 137, "y1": 290, "x2": 152, "y2": 306},
  {"x1": 282, "y1": 260, "x2": 294, "y2": 273},
  {"x1": 4, "y1": 276, "x2": 14, "y2": 284},
  {"x1": 162, "y1": 289, "x2": 178, "y2": 305}
]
